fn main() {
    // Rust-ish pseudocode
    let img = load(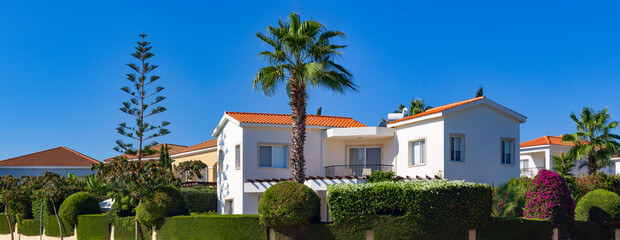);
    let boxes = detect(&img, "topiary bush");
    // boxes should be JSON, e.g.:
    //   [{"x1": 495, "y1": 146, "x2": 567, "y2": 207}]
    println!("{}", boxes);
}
[
  {"x1": 575, "y1": 189, "x2": 620, "y2": 223},
  {"x1": 524, "y1": 169, "x2": 575, "y2": 239},
  {"x1": 180, "y1": 188, "x2": 217, "y2": 213},
  {"x1": 58, "y1": 192, "x2": 101, "y2": 227},
  {"x1": 136, "y1": 186, "x2": 189, "y2": 228},
  {"x1": 258, "y1": 181, "x2": 320, "y2": 228}
]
